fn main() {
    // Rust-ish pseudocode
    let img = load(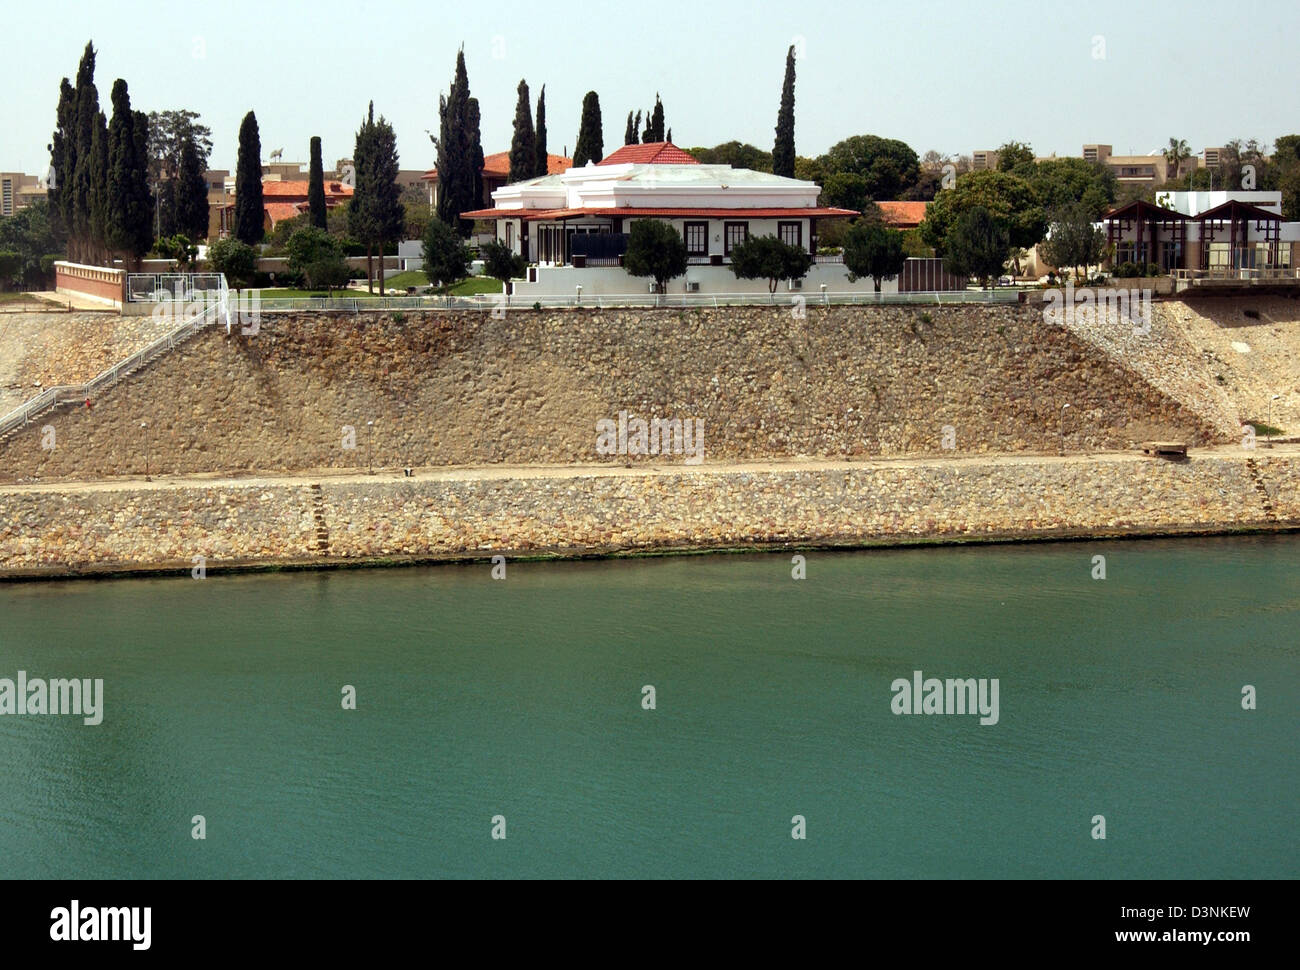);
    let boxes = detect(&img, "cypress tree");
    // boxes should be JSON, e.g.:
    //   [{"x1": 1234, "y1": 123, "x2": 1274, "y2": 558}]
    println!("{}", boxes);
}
[
  {"x1": 233, "y1": 110, "x2": 264, "y2": 245},
  {"x1": 87, "y1": 111, "x2": 108, "y2": 265},
  {"x1": 349, "y1": 102, "x2": 403, "y2": 294},
  {"x1": 666, "y1": 128, "x2": 672, "y2": 144},
  {"x1": 48, "y1": 78, "x2": 76, "y2": 247},
  {"x1": 467, "y1": 97, "x2": 484, "y2": 214},
  {"x1": 307, "y1": 136, "x2": 327, "y2": 228},
  {"x1": 131, "y1": 109, "x2": 155, "y2": 259},
  {"x1": 105, "y1": 79, "x2": 134, "y2": 262},
  {"x1": 70, "y1": 42, "x2": 100, "y2": 263},
  {"x1": 649, "y1": 95, "x2": 665, "y2": 142},
  {"x1": 436, "y1": 49, "x2": 475, "y2": 237},
  {"x1": 176, "y1": 130, "x2": 208, "y2": 240},
  {"x1": 533, "y1": 85, "x2": 548, "y2": 178},
  {"x1": 508, "y1": 79, "x2": 535, "y2": 183},
  {"x1": 772, "y1": 45, "x2": 797, "y2": 178},
  {"x1": 624, "y1": 111, "x2": 637, "y2": 146},
  {"x1": 572, "y1": 91, "x2": 604, "y2": 166},
  {"x1": 641, "y1": 109, "x2": 651, "y2": 143}
]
